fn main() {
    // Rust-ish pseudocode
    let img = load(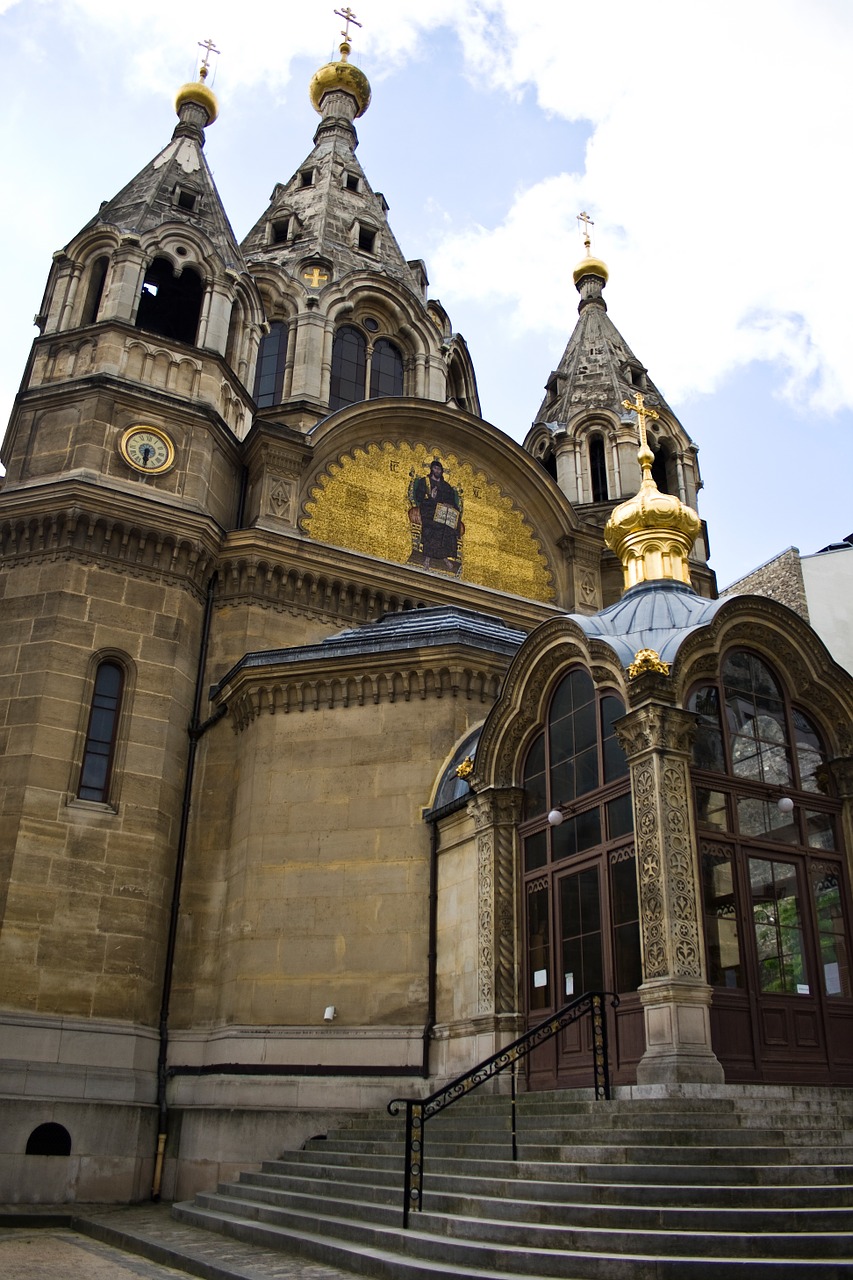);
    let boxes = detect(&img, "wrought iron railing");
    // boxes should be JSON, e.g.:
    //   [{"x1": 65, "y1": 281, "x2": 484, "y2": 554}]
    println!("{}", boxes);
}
[{"x1": 388, "y1": 990, "x2": 618, "y2": 1226}]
